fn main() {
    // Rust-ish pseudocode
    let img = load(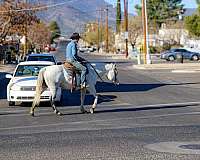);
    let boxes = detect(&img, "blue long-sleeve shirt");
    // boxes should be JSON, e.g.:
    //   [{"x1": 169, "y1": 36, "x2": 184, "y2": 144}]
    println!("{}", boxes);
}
[{"x1": 66, "y1": 40, "x2": 78, "y2": 62}]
